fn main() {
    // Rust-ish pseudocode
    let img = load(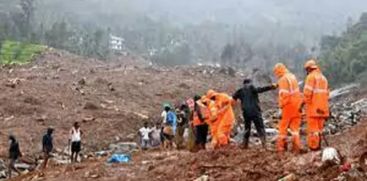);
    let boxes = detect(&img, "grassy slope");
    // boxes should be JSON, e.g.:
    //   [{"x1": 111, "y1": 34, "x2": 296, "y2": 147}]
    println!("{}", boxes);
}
[{"x1": 0, "y1": 40, "x2": 47, "y2": 65}]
